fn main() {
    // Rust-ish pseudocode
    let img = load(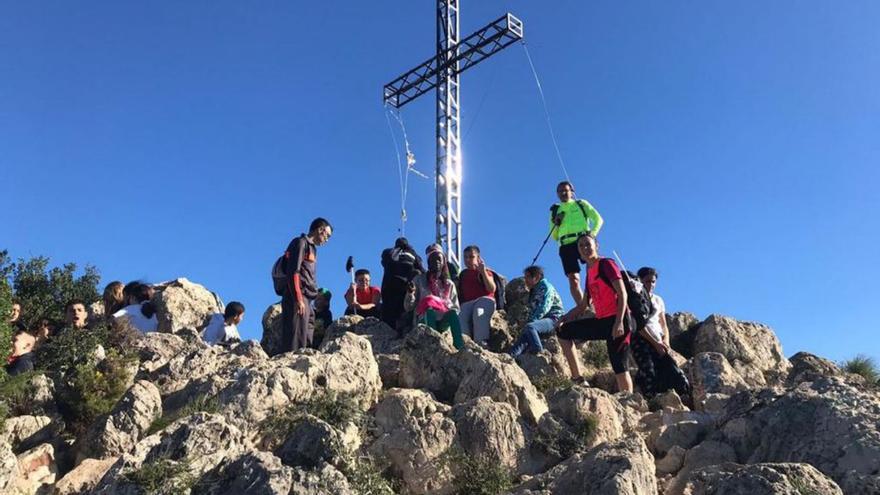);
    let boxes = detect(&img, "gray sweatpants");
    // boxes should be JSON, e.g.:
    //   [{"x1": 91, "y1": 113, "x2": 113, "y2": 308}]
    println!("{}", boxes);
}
[{"x1": 459, "y1": 296, "x2": 496, "y2": 343}]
